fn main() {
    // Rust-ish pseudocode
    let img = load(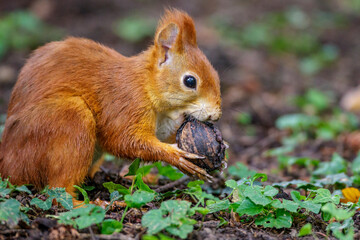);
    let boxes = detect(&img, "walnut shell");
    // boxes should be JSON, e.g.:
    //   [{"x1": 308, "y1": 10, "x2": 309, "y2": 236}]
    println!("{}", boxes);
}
[{"x1": 176, "y1": 116, "x2": 227, "y2": 173}]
